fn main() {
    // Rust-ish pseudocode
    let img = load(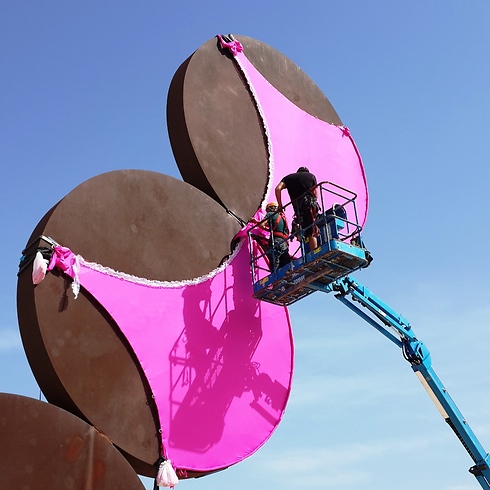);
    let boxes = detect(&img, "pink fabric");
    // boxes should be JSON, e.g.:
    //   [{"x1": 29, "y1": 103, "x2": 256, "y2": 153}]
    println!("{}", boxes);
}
[
  {"x1": 157, "y1": 460, "x2": 178, "y2": 488},
  {"x1": 32, "y1": 252, "x2": 48, "y2": 285},
  {"x1": 234, "y1": 209, "x2": 268, "y2": 240},
  {"x1": 52, "y1": 244, "x2": 293, "y2": 472},
  {"x1": 43, "y1": 40, "x2": 368, "y2": 473},
  {"x1": 217, "y1": 35, "x2": 244, "y2": 55},
  {"x1": 47, "y1": 245, "x2": 80, "y2": 297},
  {"x1": 233, "y1": 49, "x2": 369, "y2": 229},
  {"x1": 47, "y1": 245, "x2": 79, "y2": 277}
]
